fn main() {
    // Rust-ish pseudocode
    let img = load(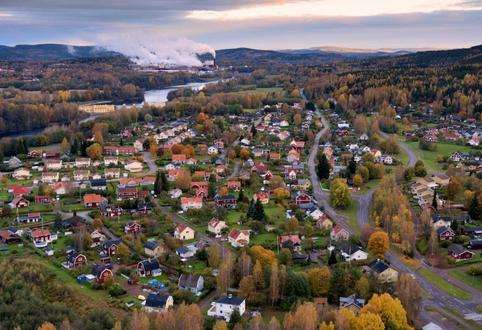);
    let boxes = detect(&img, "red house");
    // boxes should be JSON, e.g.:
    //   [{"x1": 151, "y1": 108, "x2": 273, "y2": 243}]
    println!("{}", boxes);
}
[
  {"x1": 35, "y1": 195, "x2": 51, "y2": 204},
  {"x1": 448, "y1": 244, "x2": 474, "y2": 261},
  {"x1": 437, "y1": 227, "x2": 455, "y2": 241},
  {"x1": 124, "y1": 221, "x2": 142, "y2": 235},
  {"x1": 295, "y1": 192, "x2": 312, "y2": 205},
  {"x1": 214, "y1": 194, "x2": 237, "y2": 208},
  {"x1": 92, "y1": 264, "x2": 113, "y2": 283},
  {"x1": 83, "y1": 194, "x2": 104, "y2": 208},
  {"x1": 227, "y1": 180, "x2": 241, "y2": 192},
  {"x1": 66, "y1": 251, "x2": 87, "y2": 269}
]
